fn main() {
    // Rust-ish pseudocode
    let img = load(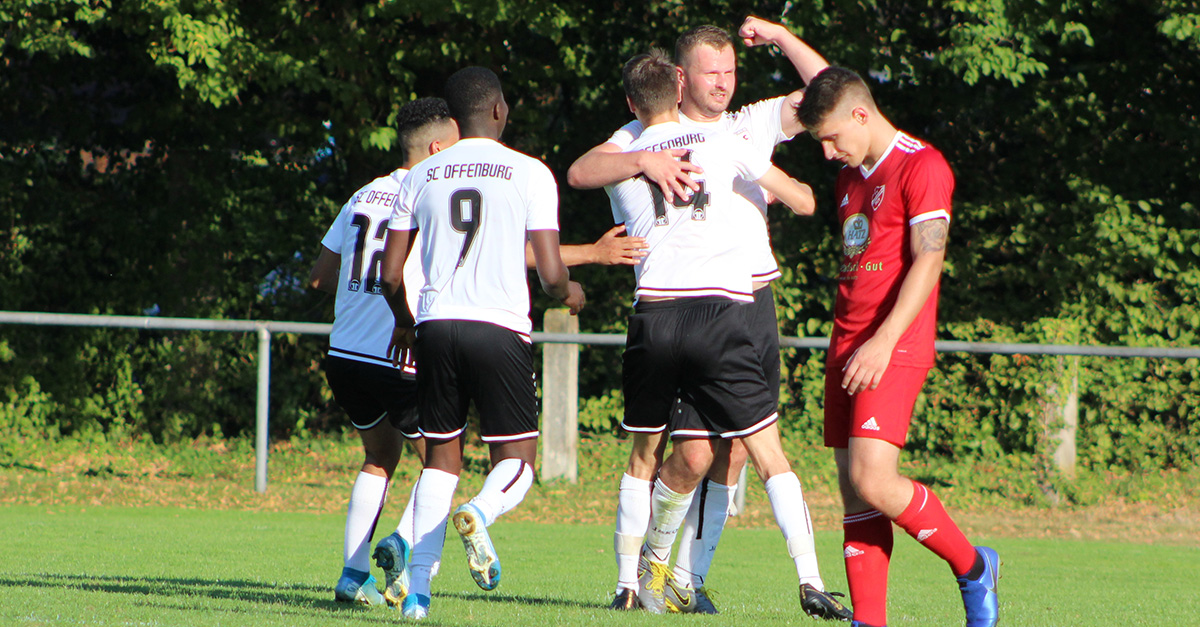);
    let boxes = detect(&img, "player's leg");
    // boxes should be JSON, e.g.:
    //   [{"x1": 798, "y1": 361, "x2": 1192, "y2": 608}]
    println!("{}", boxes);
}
[
  {"x1": 615, "y1": 301, "x2": 680, "y2": 609},
  {"x1": 639, "y1": 436, "x2": 714, "y2": 613},
  {"x1": 450, "y1": 321, "x2": 539, "y2": 592},
  {"x1": 670, "y1": 434, "x2": 740, "y2": 614},
  {"x1": 372, "y1": 382, "x2": 423, "y2": 605},
  {"x1": 611, "y1": 431, "x2": 666, "y2": 609},
  {"x1": 402, "y1": 320, "x2": 470, "y2": 620},
  {"x1": 324, "y1": 356, "x2": 405, "y2": 606},
  {"x1": 404, "y1": 436, "x2": 463, "y2": 619},
  {"x1": 738, "y1": 423, "x2": 849, "y2": 620}
]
